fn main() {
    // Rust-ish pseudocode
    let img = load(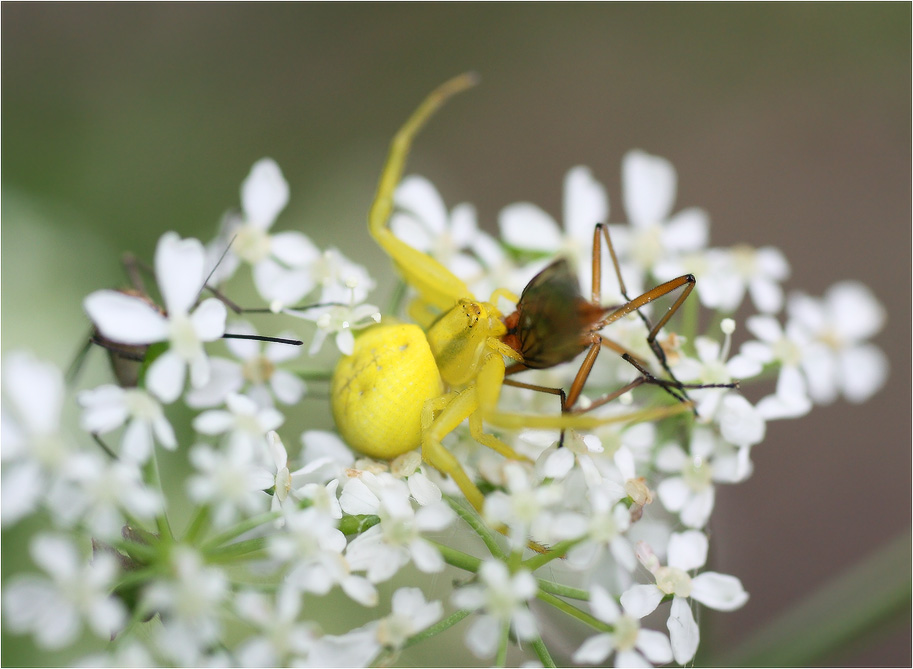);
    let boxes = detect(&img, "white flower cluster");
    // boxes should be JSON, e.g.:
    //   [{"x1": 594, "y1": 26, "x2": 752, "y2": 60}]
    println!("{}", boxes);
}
[{"x1": 1, "y1": 149, "x2": 888, "y2": 667}]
